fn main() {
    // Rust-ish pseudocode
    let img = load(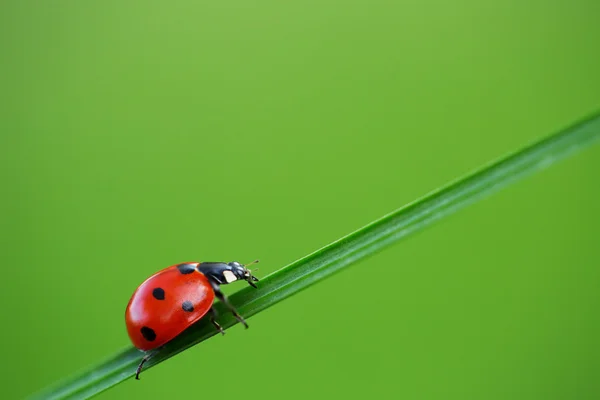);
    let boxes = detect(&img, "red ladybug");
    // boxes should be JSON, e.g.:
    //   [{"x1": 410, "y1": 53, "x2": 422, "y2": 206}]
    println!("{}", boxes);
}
[{"x1": 125, "y1": 260, "x2": 259, "y2": 379}]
